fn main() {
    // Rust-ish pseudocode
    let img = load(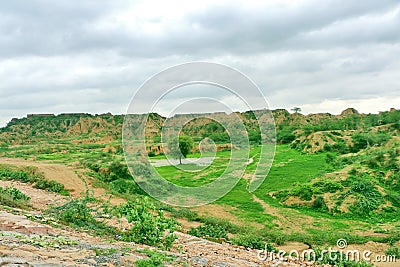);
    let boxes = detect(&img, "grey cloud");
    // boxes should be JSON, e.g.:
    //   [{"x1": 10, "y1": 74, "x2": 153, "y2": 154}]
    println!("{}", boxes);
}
[
  {"x1": 1, "y1": 0, "x2": 399, "y2": 59},
  {"x1": 0, "y1": 0, "x2": 399, "y2": 126}
]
